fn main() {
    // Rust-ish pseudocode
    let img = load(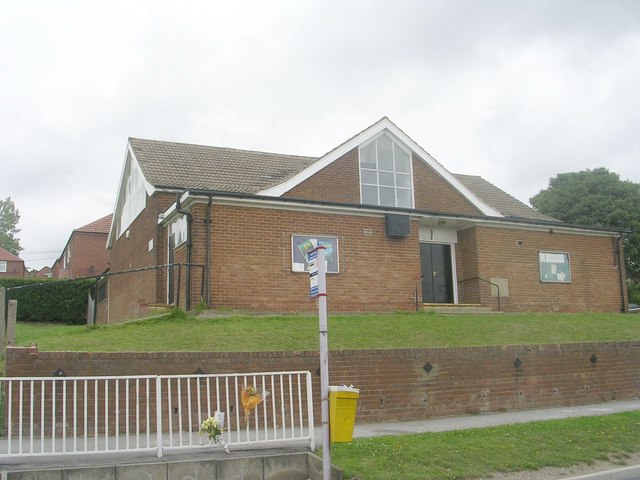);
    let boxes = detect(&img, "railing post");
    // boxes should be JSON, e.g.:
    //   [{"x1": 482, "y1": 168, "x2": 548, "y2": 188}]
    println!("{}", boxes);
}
[
  {"x1": 156, "y1": 376, "x2": 163, "y2": 458},
  {"x1": 306, "y1": 371, "x2": 315, "y2": 451}
]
